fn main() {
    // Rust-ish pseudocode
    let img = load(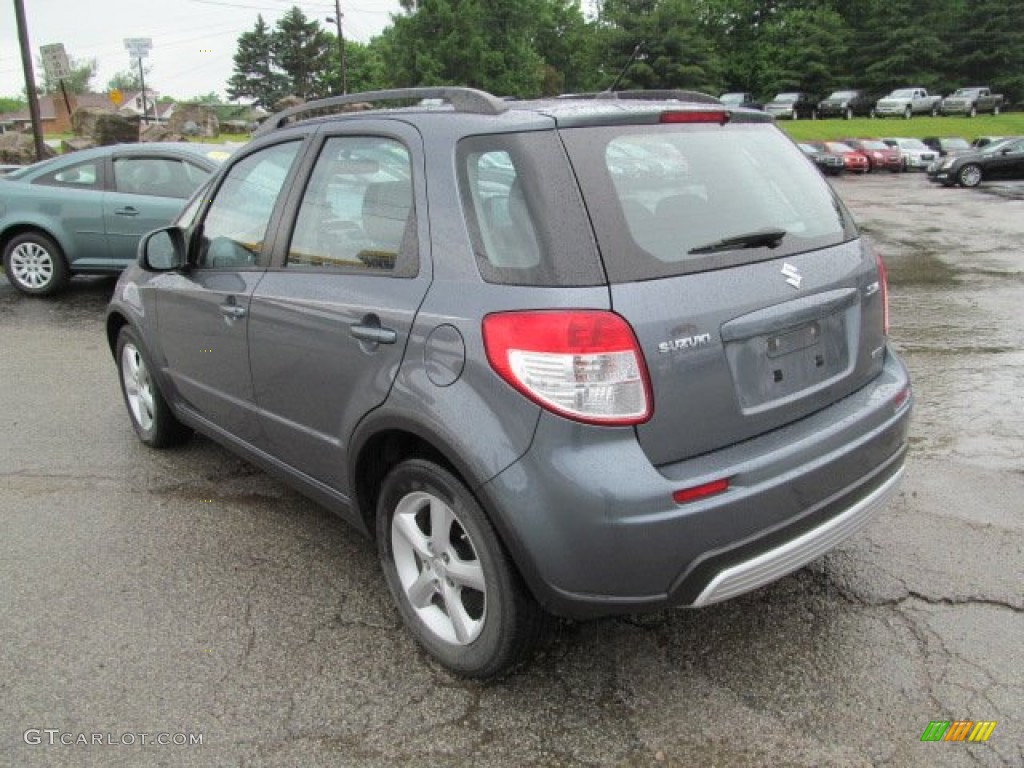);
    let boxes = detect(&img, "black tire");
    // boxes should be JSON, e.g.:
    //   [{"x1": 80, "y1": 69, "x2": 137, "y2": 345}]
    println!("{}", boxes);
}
[
  {"x1": 957, "y1": 163, "x2": 983, "y2": 188},
  {"x1": 844, "y1": 107, "x2": 853, "y2": 120},
  {"x1": 968, "y1": 105, "x2": 977, "y2": 118},
  {"x1": 870, "y1": 108, "x2": 877, "y2": 119},
  {"x1": 116, "y1": 326, "x2": 191, "y2": 448},
  {"x1": 377, "y1": 458, "x2": 550, "y2": 678},
  {"x1": 791, "y1": 109, "x2": 799, "y2": 121},
  {"x1": 2, "y1": 231, "x2": 69, "y2": 296},
  {"x1": 903, "y1": 106, "x2": 912, "y2": 120},
  {"x1": 993, "y1": 104, "x2": 1000, "y2": 115}
]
